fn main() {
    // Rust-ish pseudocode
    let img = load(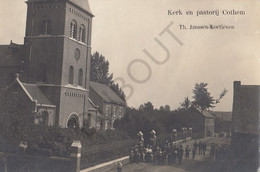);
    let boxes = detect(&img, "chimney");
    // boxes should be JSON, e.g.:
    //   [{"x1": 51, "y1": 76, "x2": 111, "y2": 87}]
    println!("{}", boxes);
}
[{"x1": 233, "y1": 81, "x2": 241, "y2": 91}]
